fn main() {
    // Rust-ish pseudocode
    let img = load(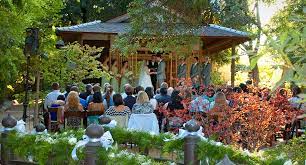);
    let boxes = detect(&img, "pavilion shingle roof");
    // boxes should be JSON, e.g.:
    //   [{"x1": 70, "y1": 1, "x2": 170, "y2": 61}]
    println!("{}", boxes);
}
[{"x1": 56, "y1": 20, "x2": 249, "y2": 38}]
